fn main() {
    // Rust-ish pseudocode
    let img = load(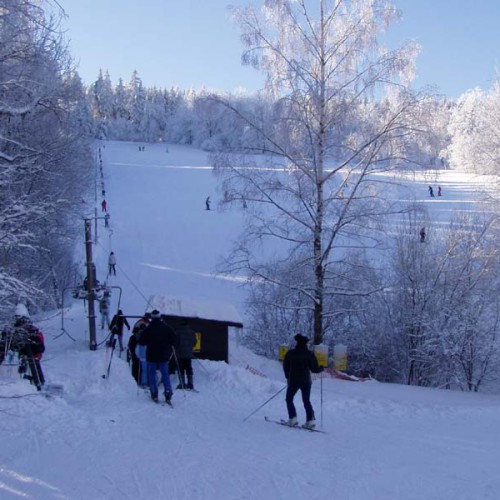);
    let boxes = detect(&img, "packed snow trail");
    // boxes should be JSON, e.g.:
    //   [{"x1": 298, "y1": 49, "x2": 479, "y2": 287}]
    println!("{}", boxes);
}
[{"x1": 1, "y1": 141, "x2": 500, "y2": 499}]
